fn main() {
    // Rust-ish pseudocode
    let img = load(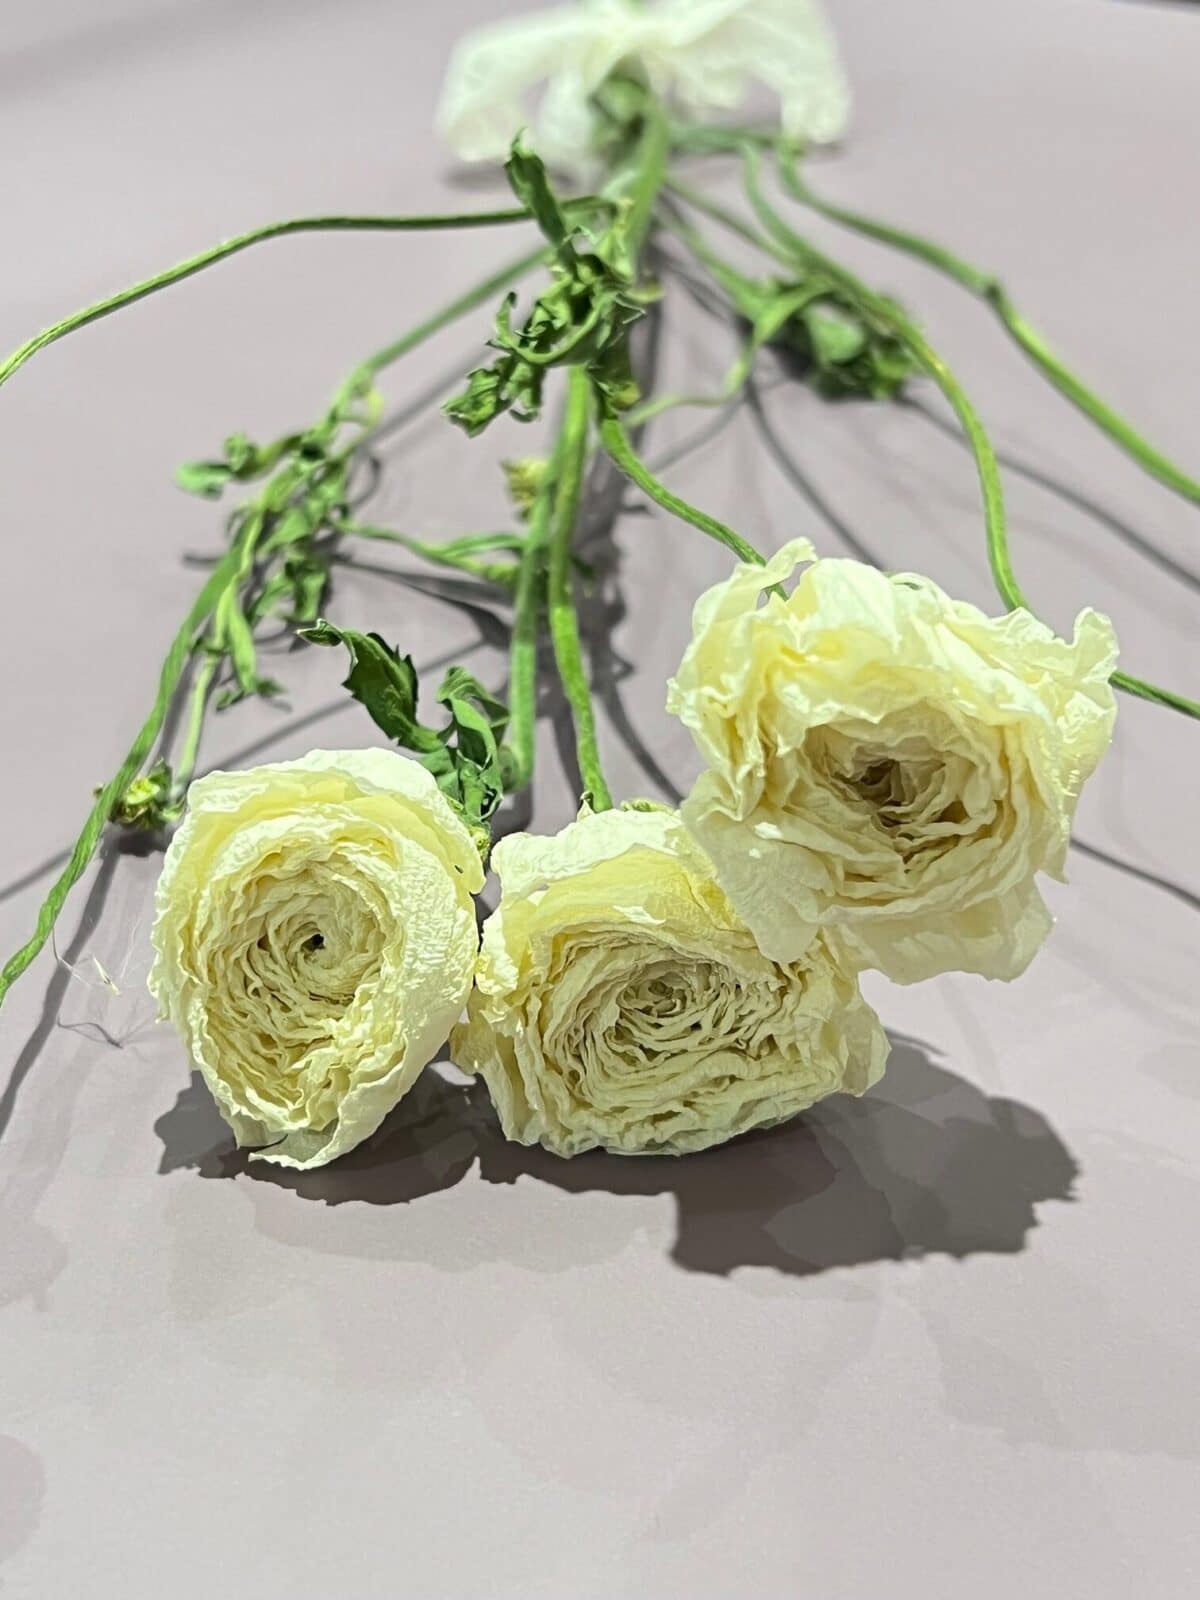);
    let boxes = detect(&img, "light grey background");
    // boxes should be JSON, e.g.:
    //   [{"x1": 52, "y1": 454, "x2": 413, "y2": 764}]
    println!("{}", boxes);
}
[{"x1": 2, "y1": 1, "x2": 1198, "y2": 1595}]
